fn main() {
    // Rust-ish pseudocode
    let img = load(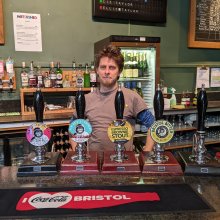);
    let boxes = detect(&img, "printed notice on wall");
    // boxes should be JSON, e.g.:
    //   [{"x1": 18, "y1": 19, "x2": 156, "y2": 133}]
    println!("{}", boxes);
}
[
  {"x1": 210, "y1": 68, "x2": 220, "y2": 87},
  {"x1": 196, "y1": 66, "x2": 210, "y2": 88},
  {"x1": 13, "y1": 12, "x2": 42, "y2": 52}
]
